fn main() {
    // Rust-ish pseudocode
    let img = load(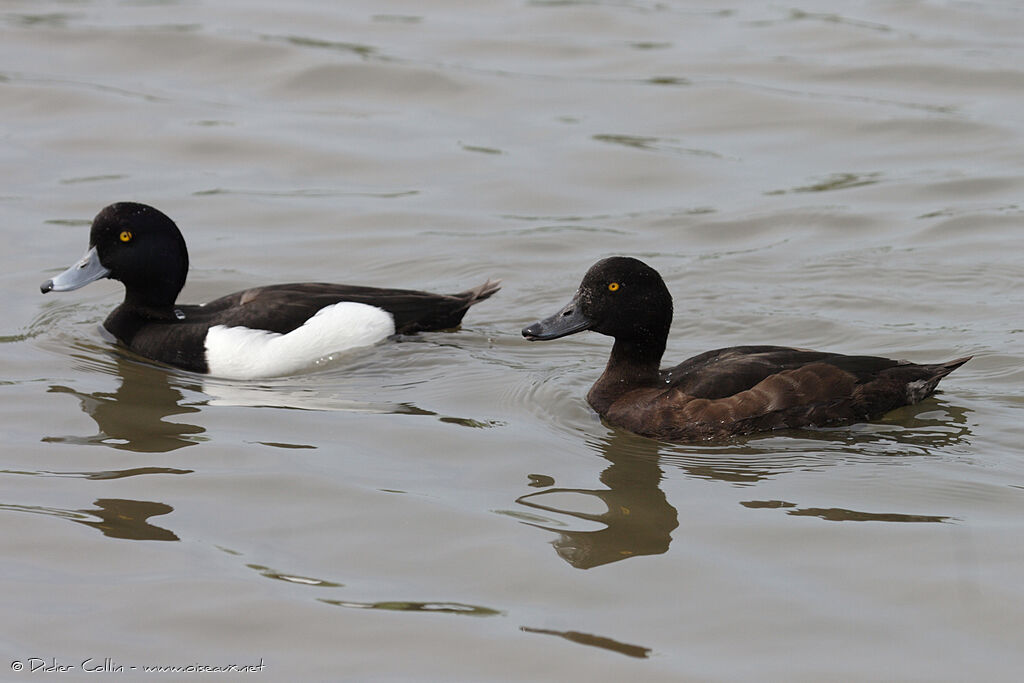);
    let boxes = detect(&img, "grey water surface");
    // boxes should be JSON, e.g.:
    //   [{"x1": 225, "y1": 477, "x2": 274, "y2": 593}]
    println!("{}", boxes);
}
[{"x1": 3, "y1": 1, "x2": 1024, "y2": 680}]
